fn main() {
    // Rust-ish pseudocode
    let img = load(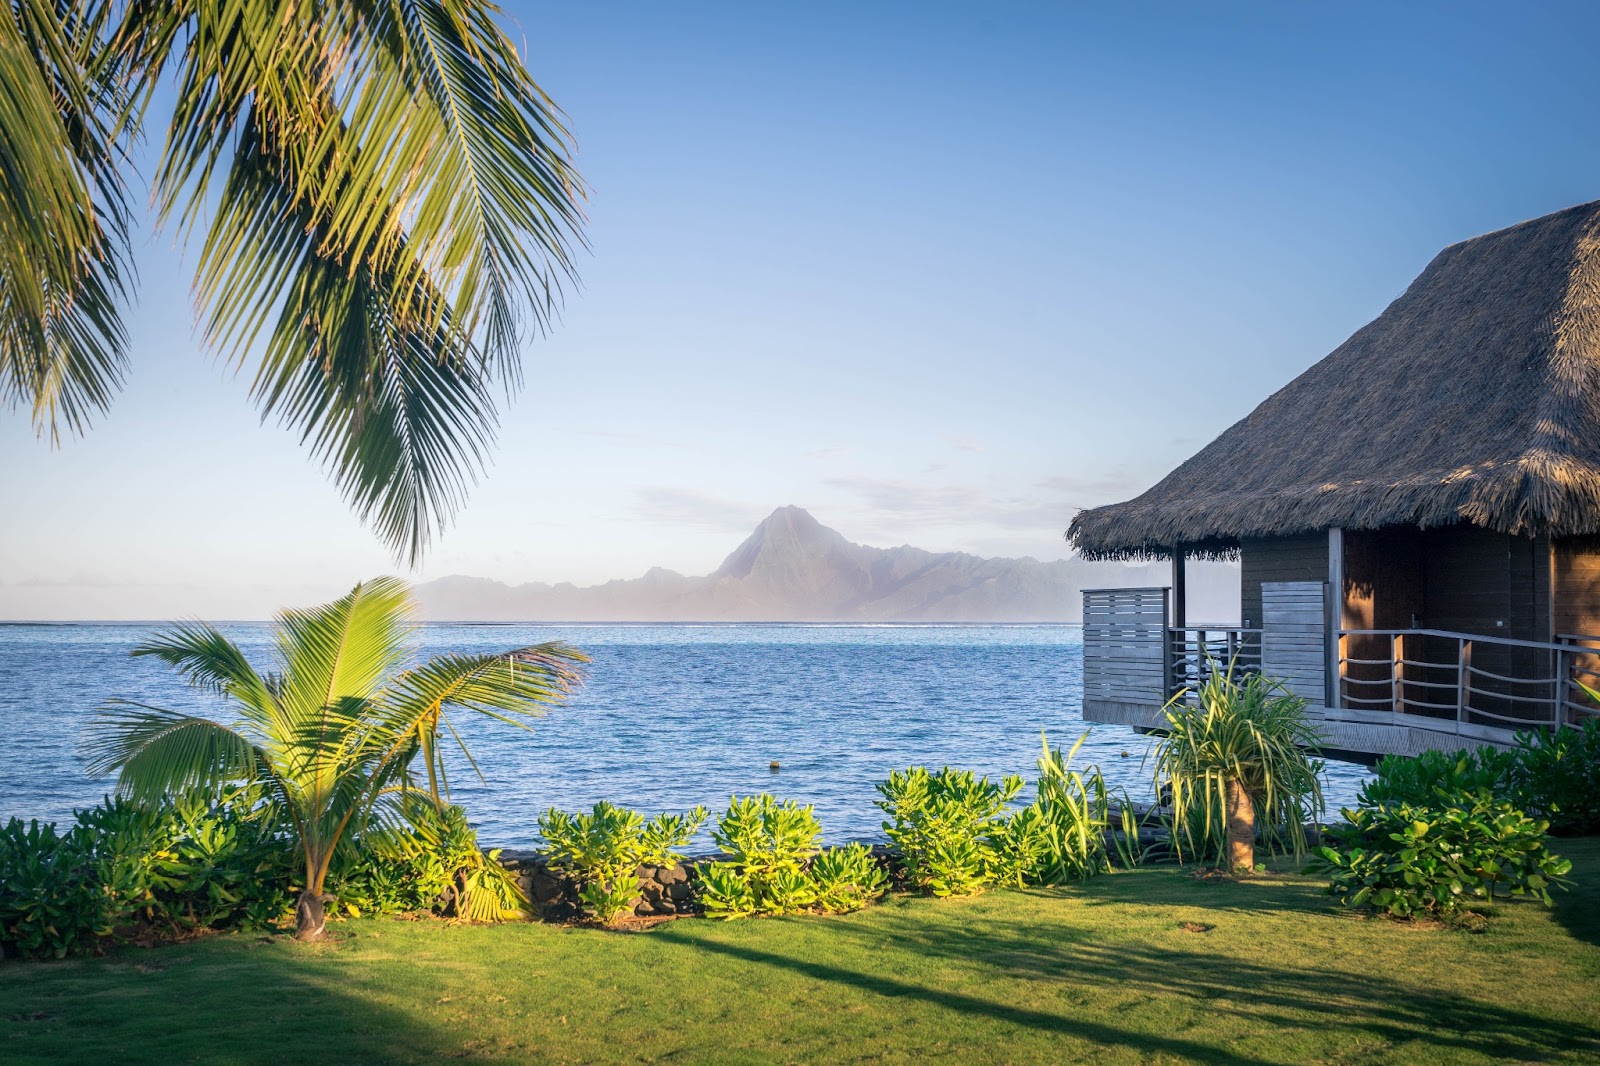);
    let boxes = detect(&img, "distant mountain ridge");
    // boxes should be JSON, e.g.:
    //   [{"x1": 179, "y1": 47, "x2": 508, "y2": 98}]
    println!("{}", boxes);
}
[{"x1": 415, "y1": 506, "x2": 1238, "y2": 622}]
